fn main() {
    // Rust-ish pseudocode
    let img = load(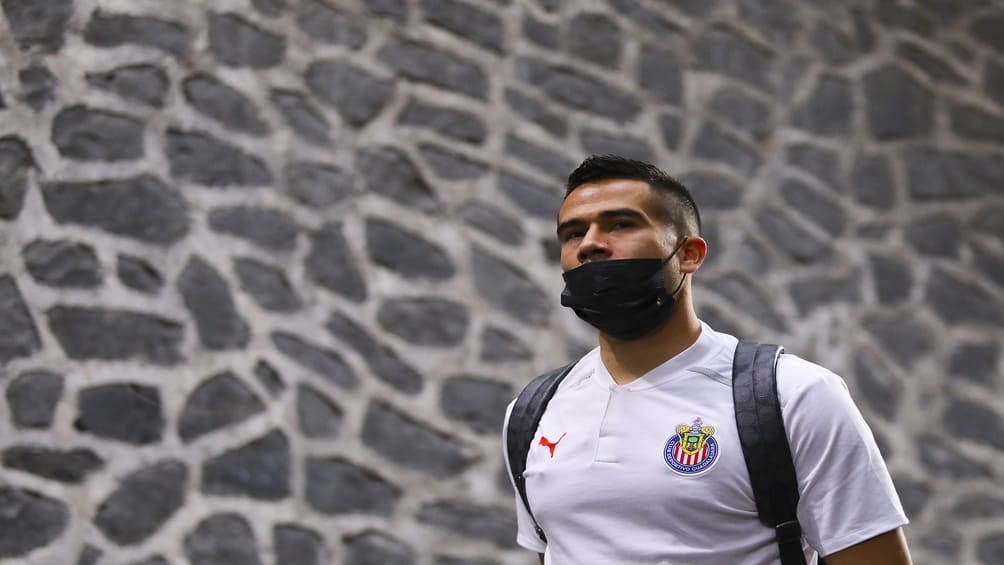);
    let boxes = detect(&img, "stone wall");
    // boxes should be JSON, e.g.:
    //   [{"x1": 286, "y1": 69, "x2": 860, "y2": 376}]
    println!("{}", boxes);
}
[{"x1": 1, "y1": 0, "x2": 1002, "y2": 564}]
